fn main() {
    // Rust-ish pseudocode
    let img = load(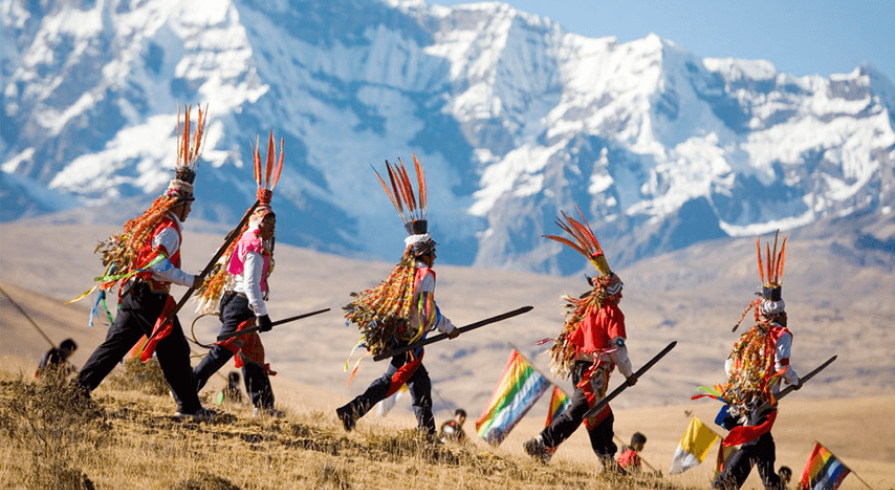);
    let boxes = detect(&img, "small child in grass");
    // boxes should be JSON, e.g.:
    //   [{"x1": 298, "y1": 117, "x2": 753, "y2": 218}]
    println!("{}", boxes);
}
[{"x1": 617, "y1": 432, "x2": 647, "y2": 472}]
